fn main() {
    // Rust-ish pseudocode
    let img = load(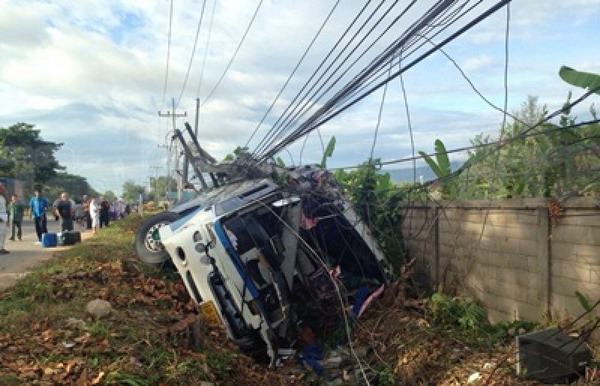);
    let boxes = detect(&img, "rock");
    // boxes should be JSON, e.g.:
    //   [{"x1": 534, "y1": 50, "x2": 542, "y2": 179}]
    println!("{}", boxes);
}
[
  {"x1": 86, "y1": 299, "x2": 112, "y2": 318},
  {"x1": 467, "y1": 372, "x2": 481, "y2": 383}
]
